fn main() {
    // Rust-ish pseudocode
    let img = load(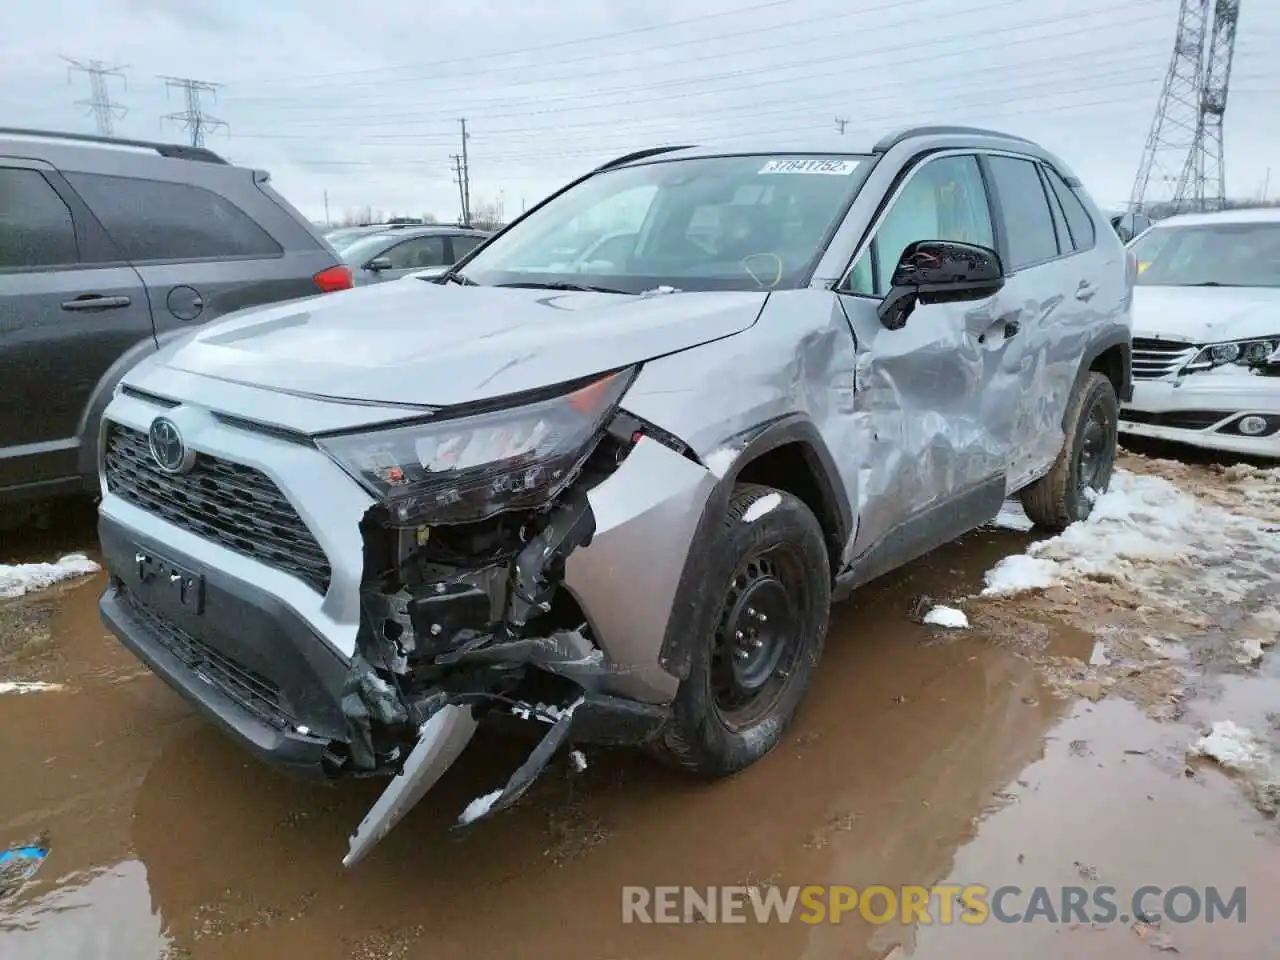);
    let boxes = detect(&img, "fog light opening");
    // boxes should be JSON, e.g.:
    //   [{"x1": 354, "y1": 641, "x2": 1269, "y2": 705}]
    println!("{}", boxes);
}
[{"x1": 1238, "y1": 415, "x2": 1268, "y2": 437}]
